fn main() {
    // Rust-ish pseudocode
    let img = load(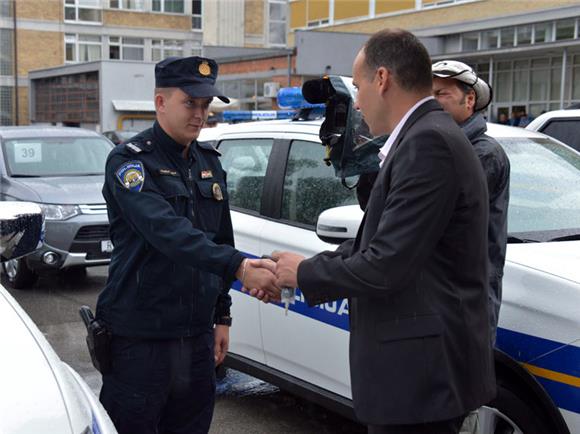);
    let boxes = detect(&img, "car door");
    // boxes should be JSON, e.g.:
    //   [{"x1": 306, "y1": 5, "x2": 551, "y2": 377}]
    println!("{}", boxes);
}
[
  {"x1": 259, "y1": 135, "x2": 358, "y2": 399},
  {"x1": 217, "y1": 136, "x2": 274, "y2": 364}
]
